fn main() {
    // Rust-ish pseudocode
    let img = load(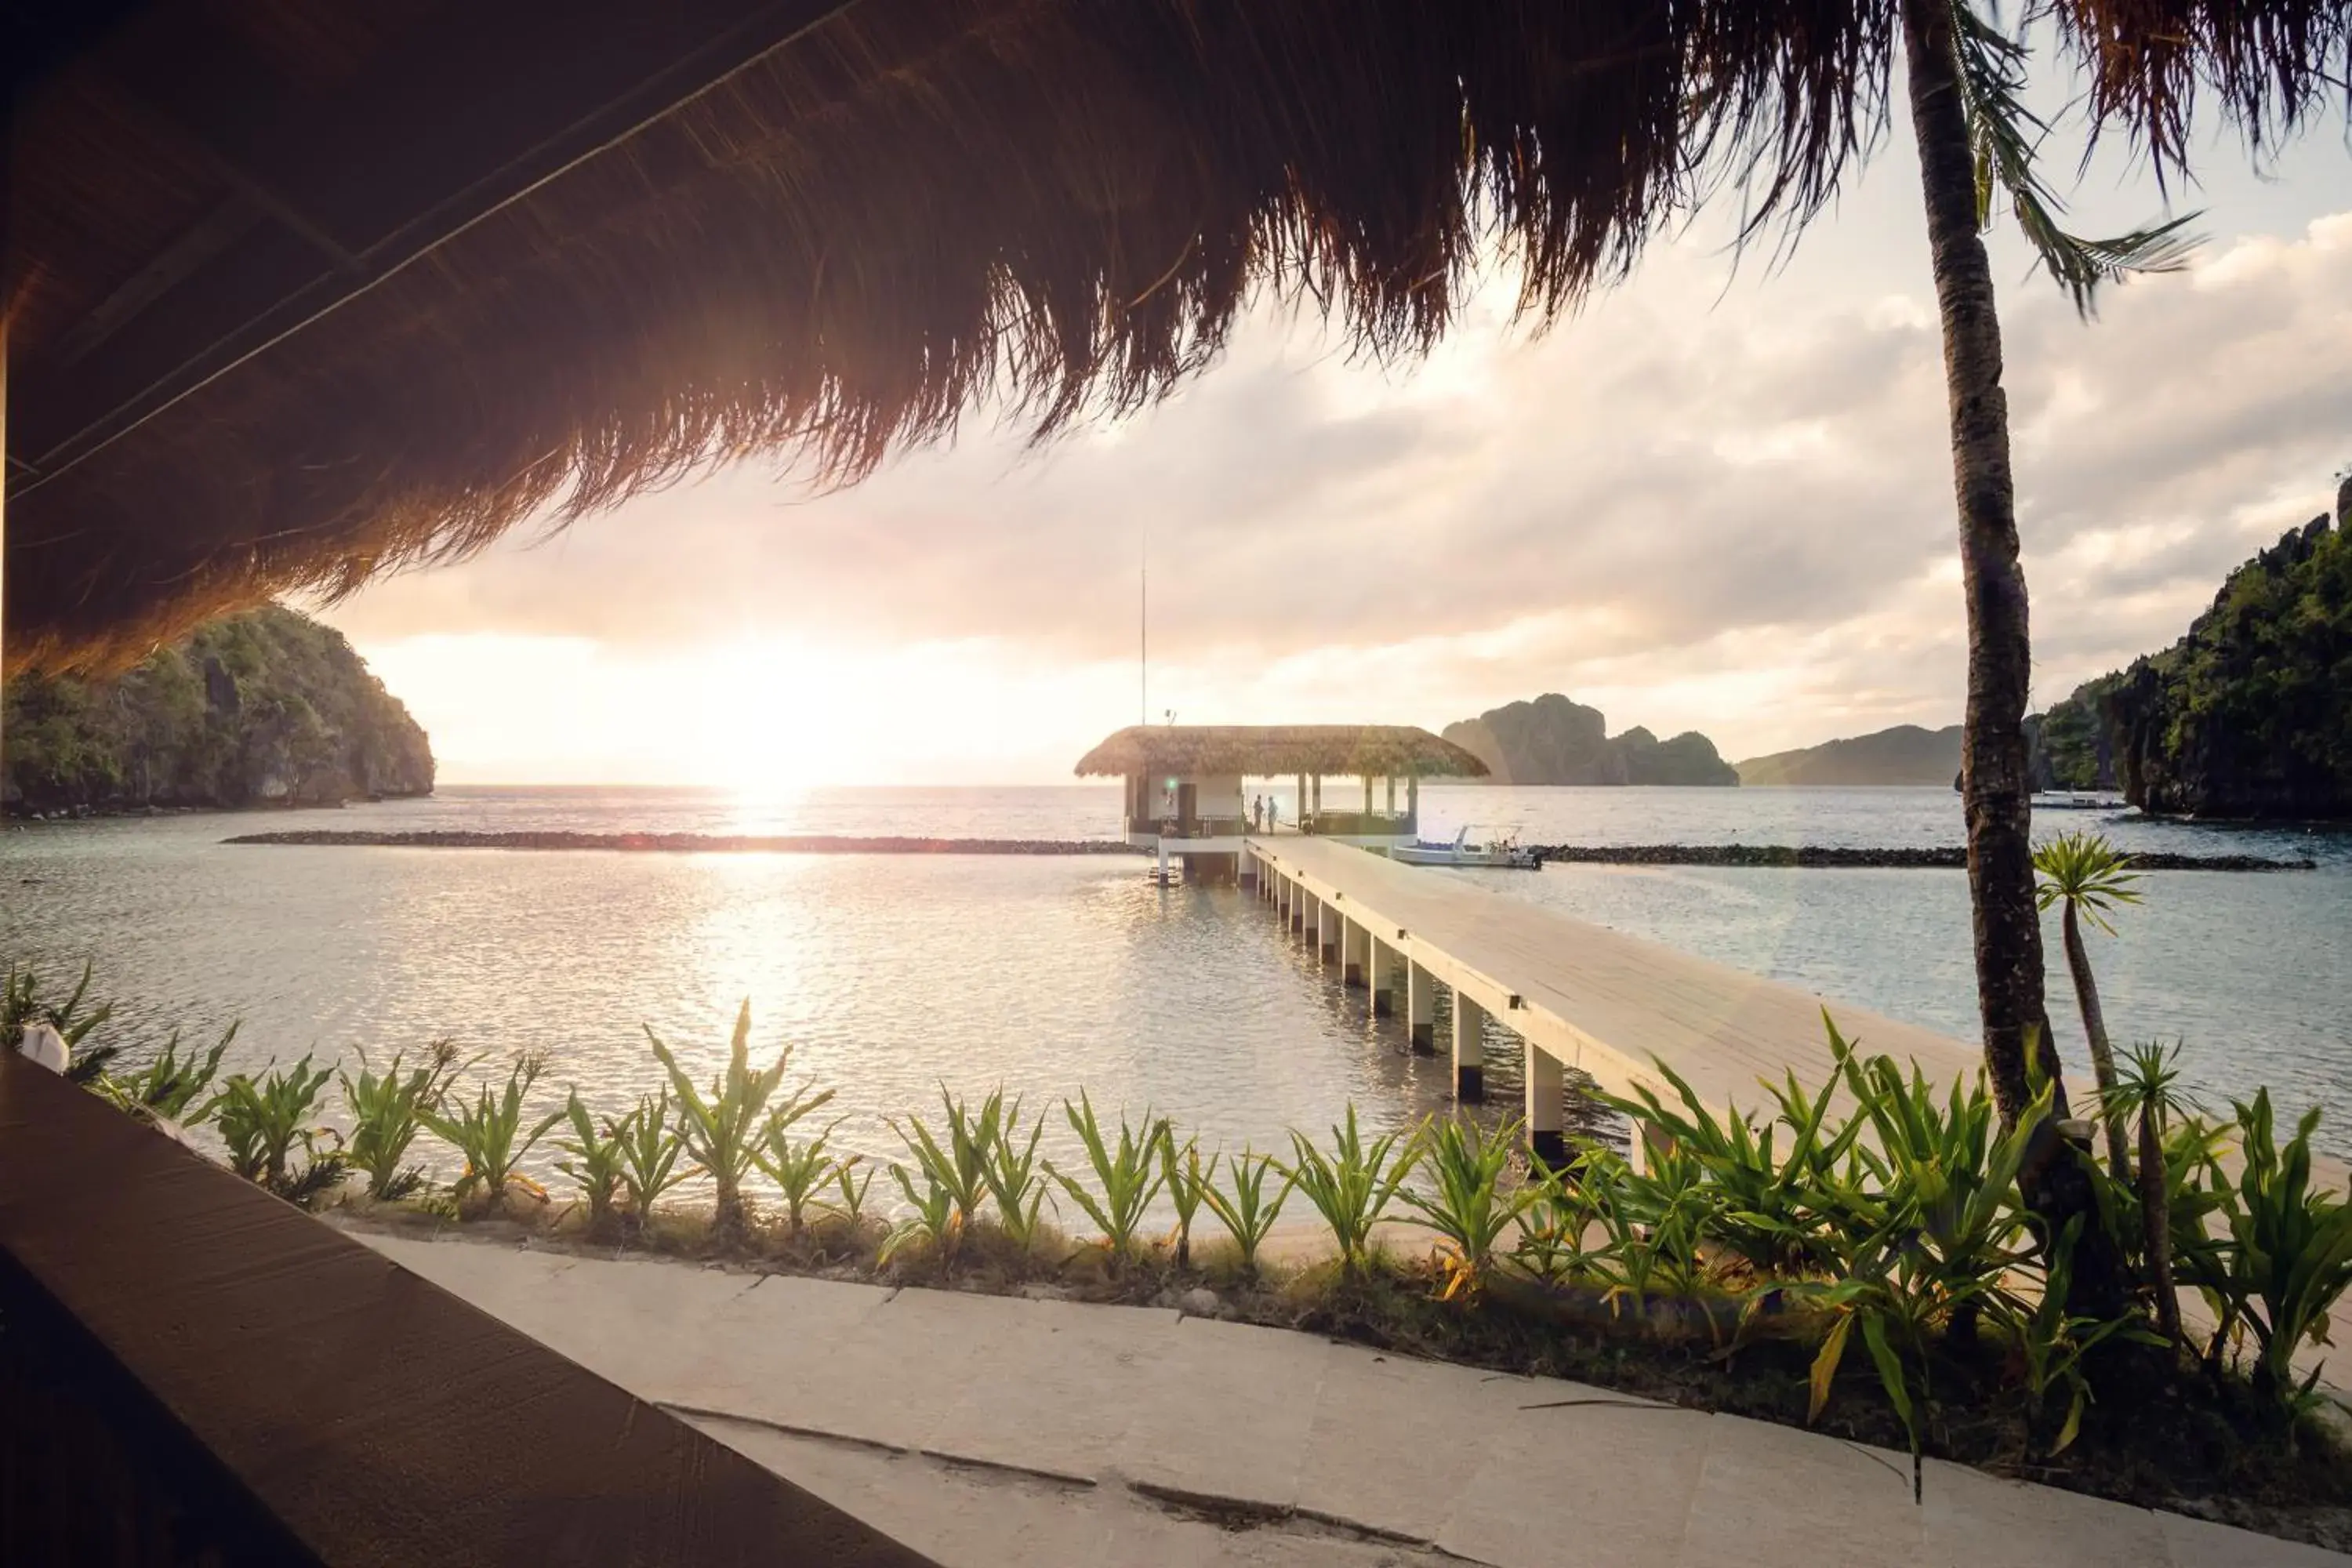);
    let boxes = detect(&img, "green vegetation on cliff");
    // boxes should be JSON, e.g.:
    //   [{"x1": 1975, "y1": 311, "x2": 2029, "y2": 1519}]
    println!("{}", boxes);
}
[
  {"x1": 1443, "y1": 695, "x2": 1737, "y2": 786},
  {"x1": 4, "y1": 605, "x2": 434, "y2": 814},
  {"x1": 2035, "y1": 500, "x2": 2350, "y2": 818}
]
